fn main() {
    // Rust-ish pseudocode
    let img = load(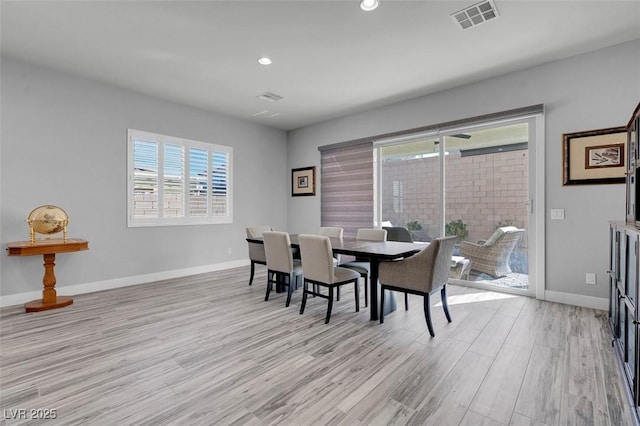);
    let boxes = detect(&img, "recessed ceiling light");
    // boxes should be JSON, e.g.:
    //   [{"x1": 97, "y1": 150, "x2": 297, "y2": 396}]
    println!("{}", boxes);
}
[
  {"x1": 257, "y1": 57, "x2": 272, "y2": 65},
  {"x1": 360, "y1": 0, "x2": 379, "y2": 11}
]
